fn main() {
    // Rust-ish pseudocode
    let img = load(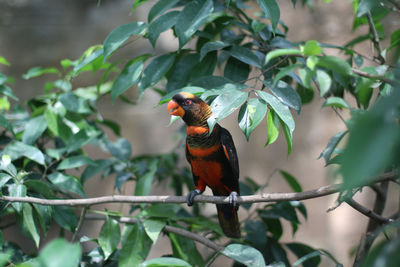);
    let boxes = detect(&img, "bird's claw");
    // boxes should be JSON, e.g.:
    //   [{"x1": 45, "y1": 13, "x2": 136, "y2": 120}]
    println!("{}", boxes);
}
[
  {"x1": 229, "y1": 191, "x2": 239, "y2": 209},
  {"x1": 187, "y1": 189, "x2": 201, "y2": 206}
]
